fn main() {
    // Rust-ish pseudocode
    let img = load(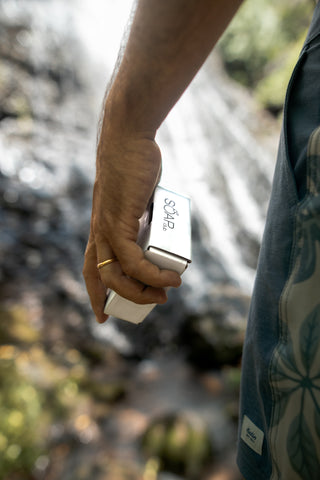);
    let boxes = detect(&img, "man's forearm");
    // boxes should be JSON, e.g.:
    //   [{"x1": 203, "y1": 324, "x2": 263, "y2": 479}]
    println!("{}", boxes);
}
[
  {"x1": 84, "y1": 0, "x2": 244, "y2": 321},
  {"x1": 103, "y1": 0, "x2": 243, "y2": 138}
]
